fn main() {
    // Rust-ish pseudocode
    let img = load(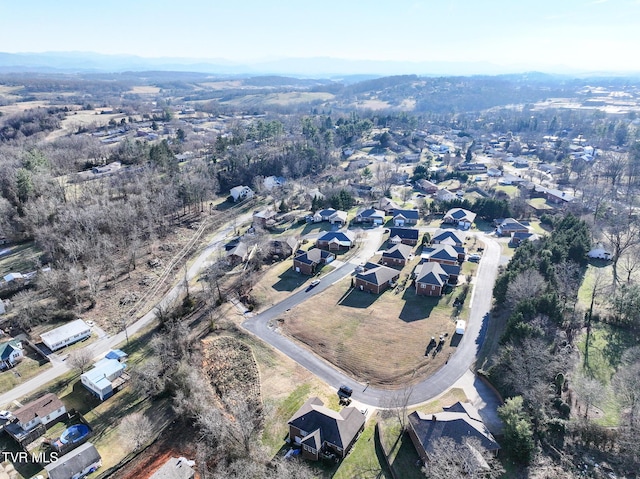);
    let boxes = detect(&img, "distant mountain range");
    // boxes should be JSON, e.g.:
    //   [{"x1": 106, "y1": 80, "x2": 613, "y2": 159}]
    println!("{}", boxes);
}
[{"x1": 0, "y1": 51, "x2": 637, "y2": 79}]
